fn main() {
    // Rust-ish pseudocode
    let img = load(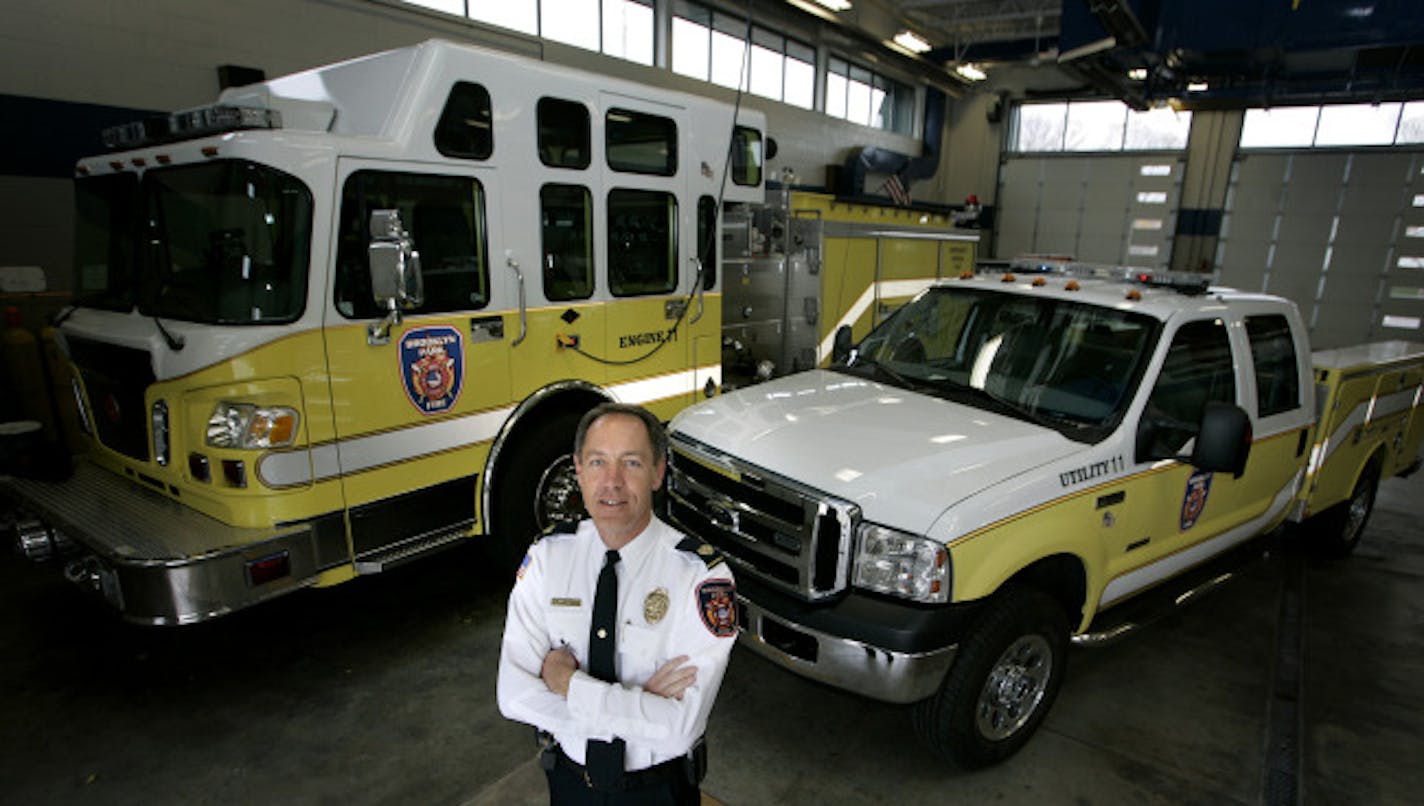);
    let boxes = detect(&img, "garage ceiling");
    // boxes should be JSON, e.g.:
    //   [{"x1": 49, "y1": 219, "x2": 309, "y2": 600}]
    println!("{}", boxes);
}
[{"x1": 817, "y1": 0, "x2": 1424, "y2": 108}]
